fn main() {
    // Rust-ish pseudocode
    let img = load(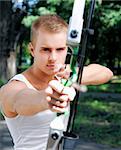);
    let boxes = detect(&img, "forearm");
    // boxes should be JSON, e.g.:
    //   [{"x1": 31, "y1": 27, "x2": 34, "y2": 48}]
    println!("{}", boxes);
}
[
  {"x1": 81, "y1": 64, "x2": 113, "y2": 85},
  {"x1": 13, "y1": 89, "x2": 49, "y2": 116}
]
